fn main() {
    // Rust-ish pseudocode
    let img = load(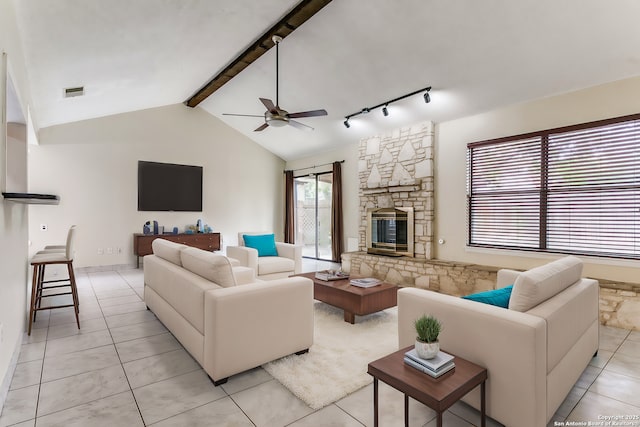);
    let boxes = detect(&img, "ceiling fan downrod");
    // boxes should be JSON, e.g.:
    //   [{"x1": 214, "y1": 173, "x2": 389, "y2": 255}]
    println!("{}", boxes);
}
[{"x1": 273, "y1": 35, "x2": 282, "y2": 108}]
